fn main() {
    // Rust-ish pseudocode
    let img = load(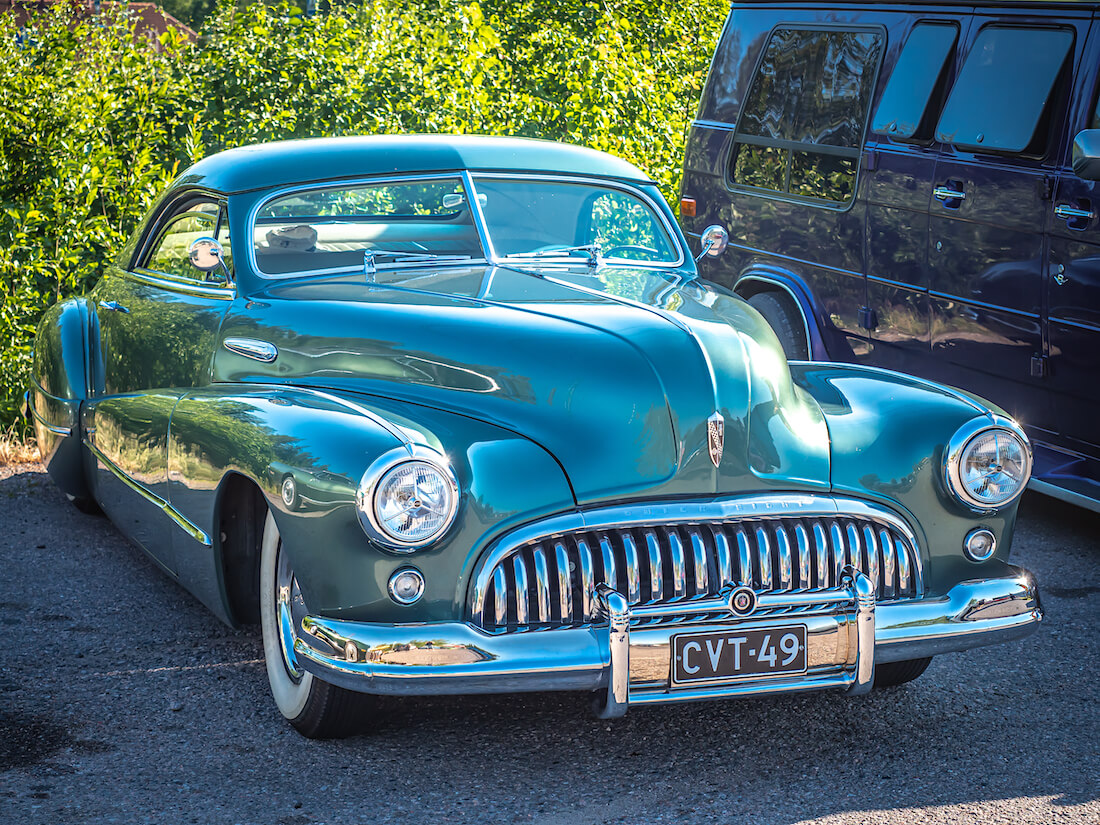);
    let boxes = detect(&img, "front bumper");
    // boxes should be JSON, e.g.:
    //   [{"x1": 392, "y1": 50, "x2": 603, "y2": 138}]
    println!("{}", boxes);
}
[{"x1": 291, "y1": 565, "x2": 1041, "y2": 718}]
